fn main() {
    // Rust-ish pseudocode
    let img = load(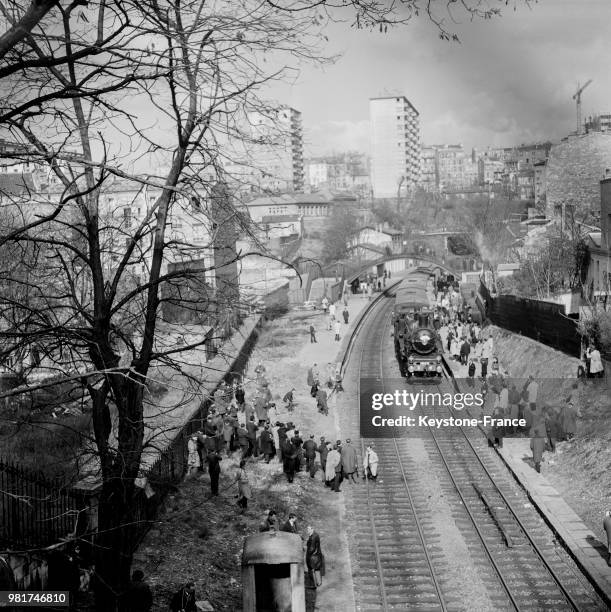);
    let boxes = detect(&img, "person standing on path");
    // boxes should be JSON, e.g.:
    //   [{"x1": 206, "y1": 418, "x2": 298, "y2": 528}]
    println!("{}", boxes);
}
[
  {"x1": 545, "y1": 407, "x2": 562, "y2": 453},
  {"x1": 560, "y1": 400, "x2": 578, "y2": 440},
  {"x1": 205, "y1": 451, "x2": 222, "y2": 496},
  {"x1": 246, "y1": 416, "x2": 258, "y2": 457},
  {"x1": 467, "y1": 360, "x2": 476, "y2": 387},
  {"x1": 283, "y1": 388, "x2": 296, "y2": 412},
  {"x1": 587, "y1": 345, "x2": 604, "y2": 378},
  {"x1": 305, "y1": 525, "x2": 324, "y2": 589},
  {"x1": 259, "y1": 425, "x2": 275, "y2": 463},
  {"x1": 526, "y1": 375, "x2": 539, "y2": 410},
  {"x1": 235, "y1": 383, "x2": 245, "y2": 412},
  {"x1": 303, "y1": 435, "x2": 318, "y2": 478},
  {"x1": 333, "y1": 319, "x2": 341, "y2": 342},
  {"x1": 342, "y1": 307, "x2": 349, "y2": 324},
  {"x1": 187, "y1": 435, "x2": 200, "y2": 478},
  {"x1": 341, "y1": 439, "x2": 359, "y2": 483},
  {"x1": 316, "y1": 386, "x2": 328, "y2": 415},
  {"x1": 235, "y1": 460, "x2": 252, "y2": 512},
  {"x1": 325, "y1": 445, "x2": 341, "y2": 490},
  {"x1": 169, "y1": 583, "x2": 196, "y2": 612},
  {"x1": 460, "y1": 339, "x2": 470, "y2": 365},
  {"x1": 282, "y1": 437, "x2": 298, "y2": 483},
  {"x1": 318, "y1": 438, "x2": 329, "y2": 481},
  {"x1": 122, "y1": 570, "x2": 153, "y2": 612},
  {"x1": 309, "y1": 324, "x2": 317, "y2": 343},
  {"x1": 603, "y1": 511, "x2": 611, "y2": 566},
  {"x1": 363, "y1": 443, "x2": 379, "y2": 481},
  {"x1": 530, "y1": 426, "x2": 546, "y2": 473}
]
